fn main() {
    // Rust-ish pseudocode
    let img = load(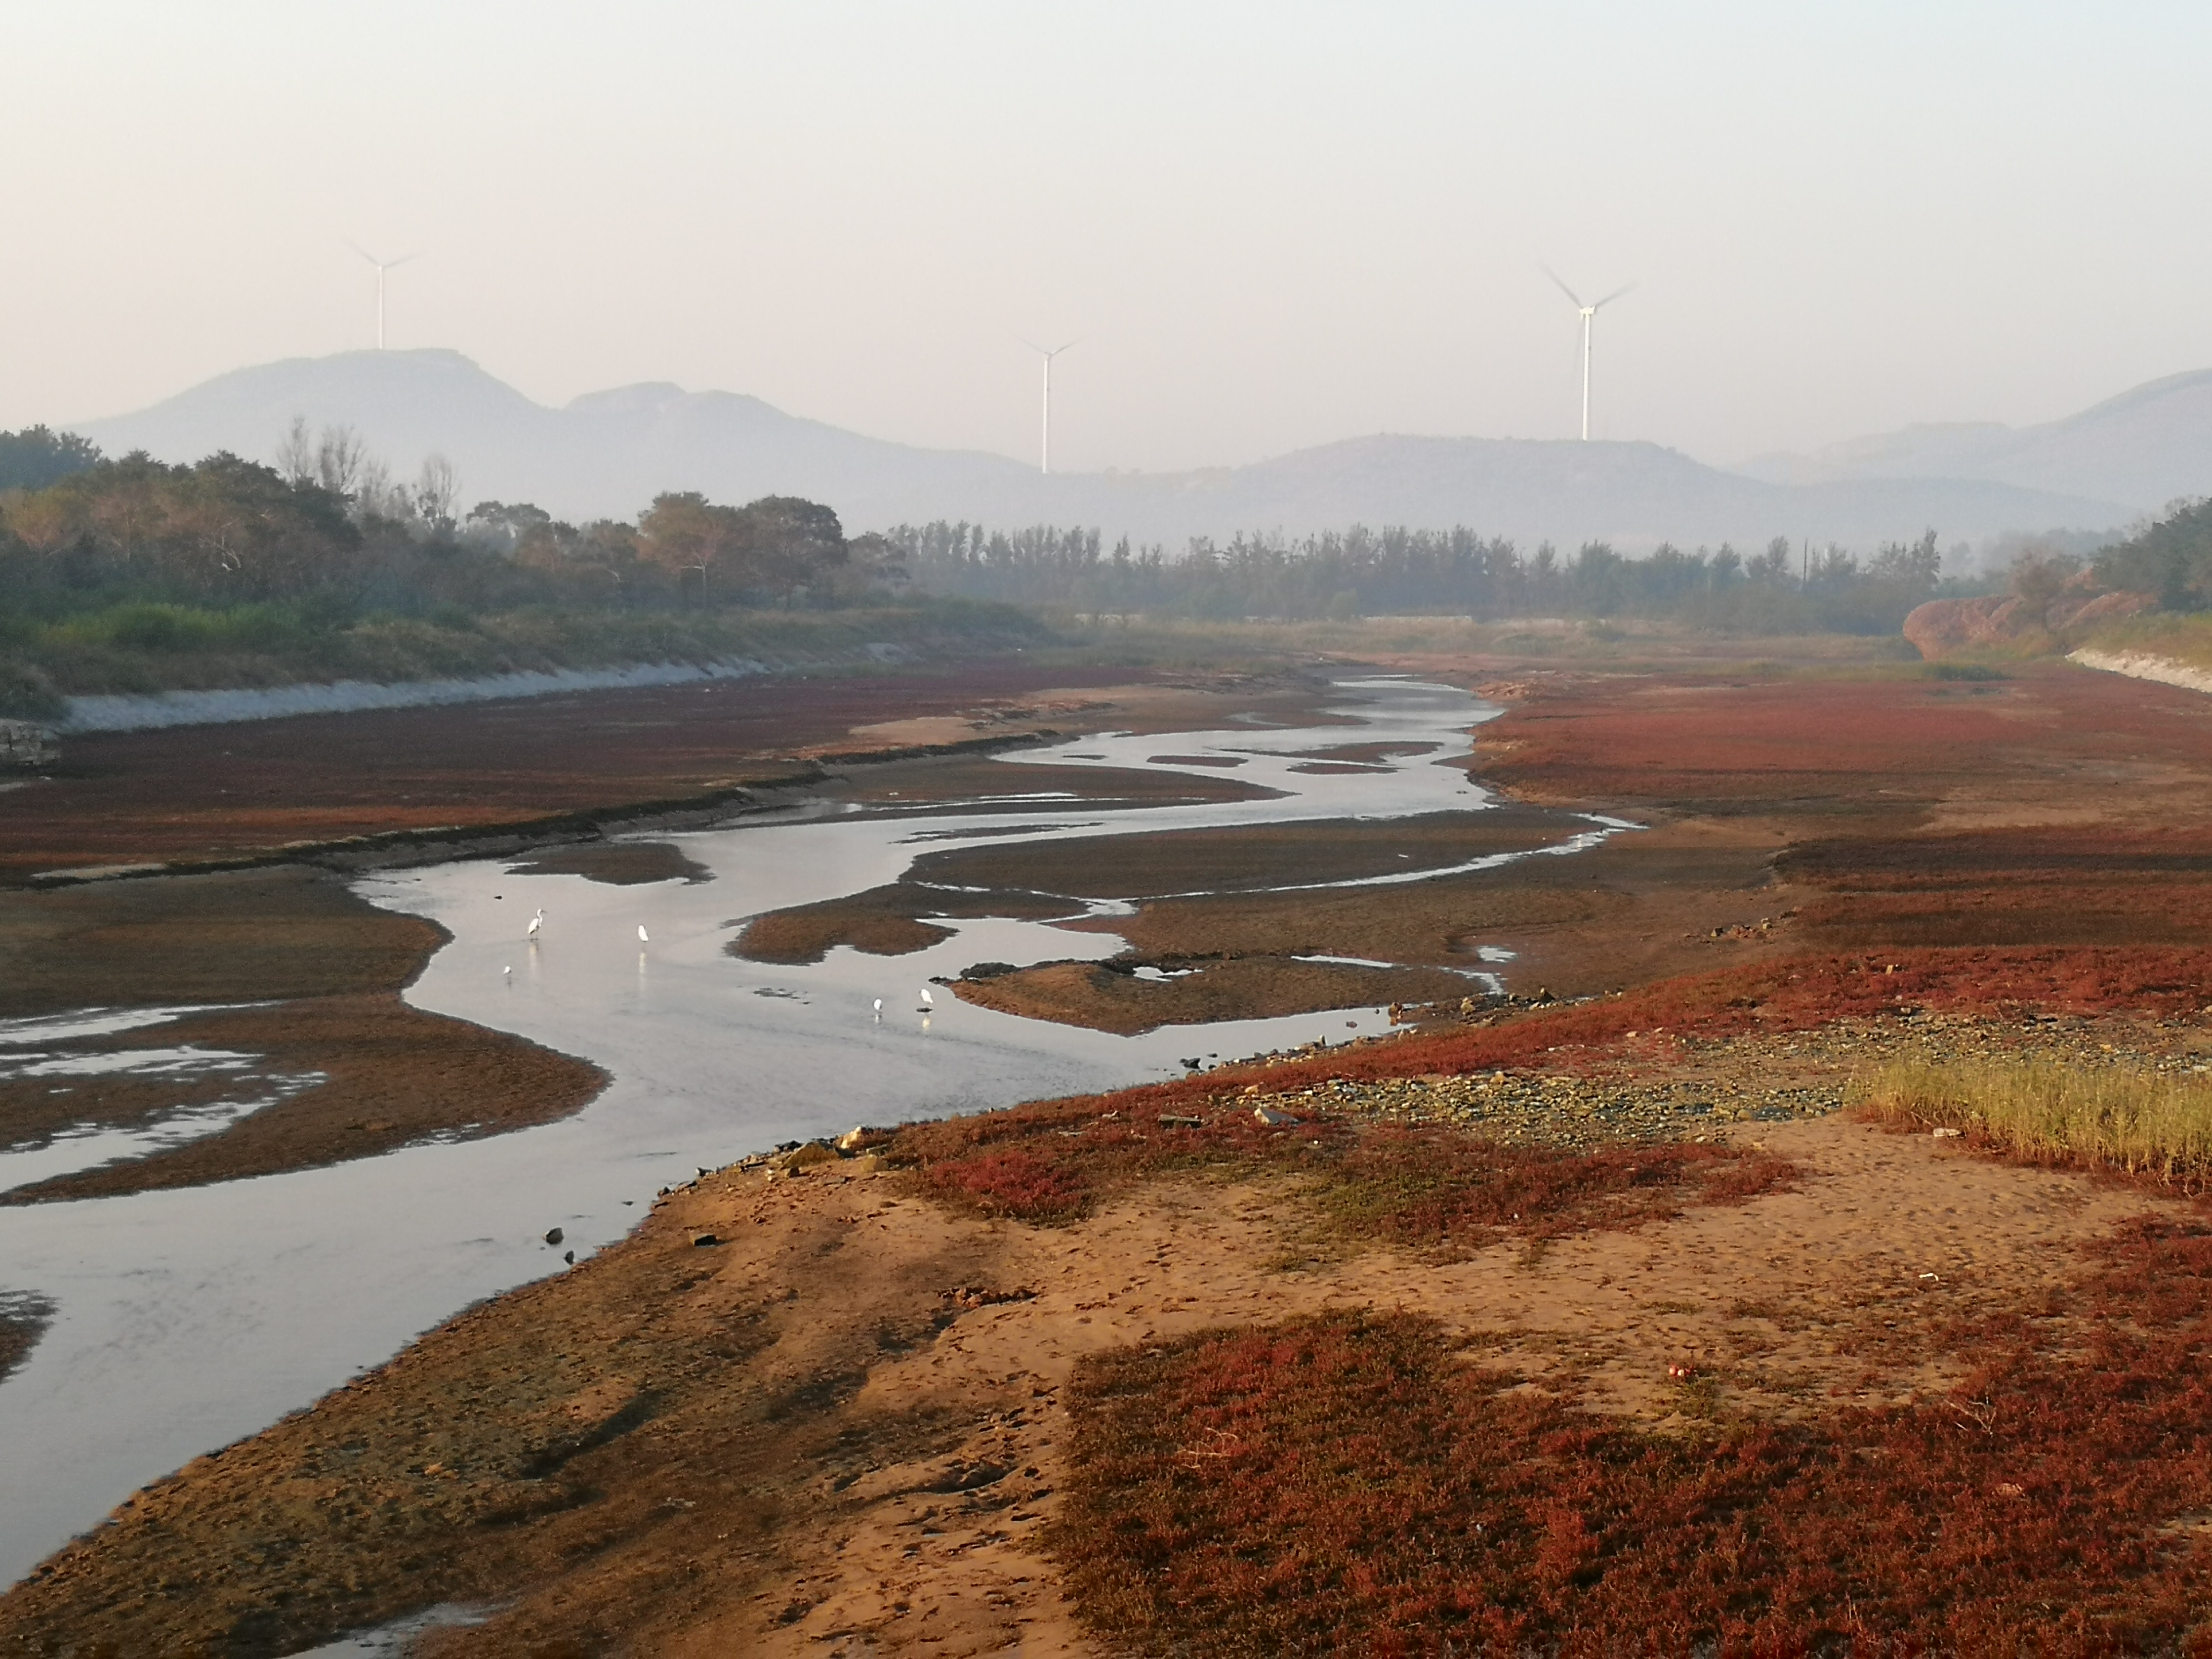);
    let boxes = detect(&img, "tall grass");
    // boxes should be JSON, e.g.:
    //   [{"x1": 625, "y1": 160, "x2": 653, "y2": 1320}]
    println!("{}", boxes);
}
[{"x1": 1854, "y1": 1055, "x2": 2212, "y2": 1187}]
